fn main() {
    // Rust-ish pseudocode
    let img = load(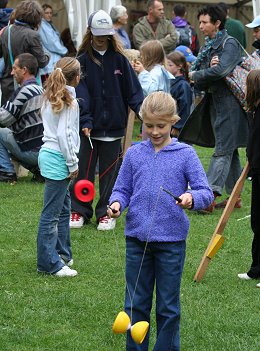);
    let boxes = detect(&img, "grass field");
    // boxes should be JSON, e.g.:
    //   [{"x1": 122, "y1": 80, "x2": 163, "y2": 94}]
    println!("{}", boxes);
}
[{"x1": 0, "y1": 129, "x2": 259, "y2": 350}]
